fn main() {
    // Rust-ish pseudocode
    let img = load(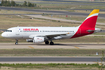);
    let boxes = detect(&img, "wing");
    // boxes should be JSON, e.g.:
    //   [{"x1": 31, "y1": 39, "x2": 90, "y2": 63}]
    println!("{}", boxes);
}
[{"x1": 29, "y1": 33, "x2": 70, "y2": 39}]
